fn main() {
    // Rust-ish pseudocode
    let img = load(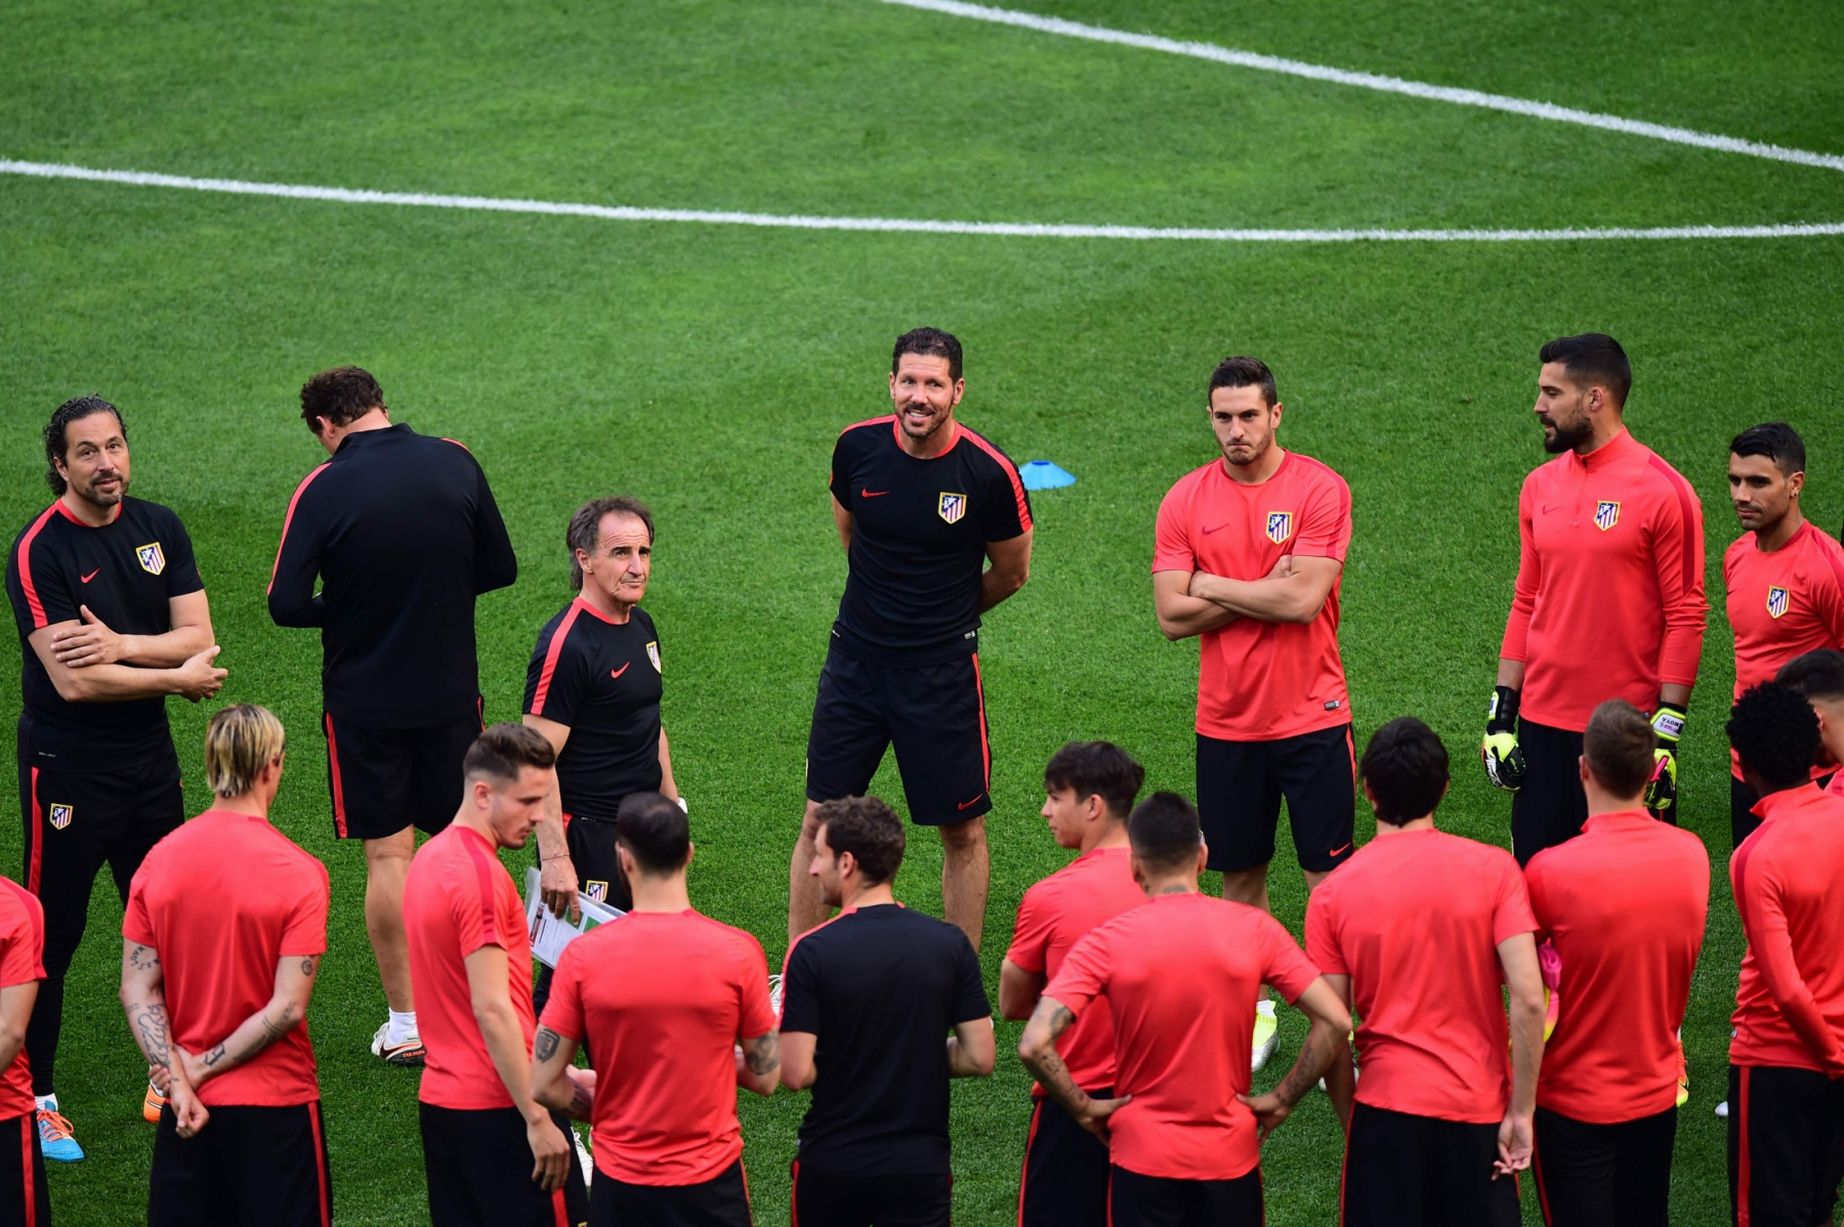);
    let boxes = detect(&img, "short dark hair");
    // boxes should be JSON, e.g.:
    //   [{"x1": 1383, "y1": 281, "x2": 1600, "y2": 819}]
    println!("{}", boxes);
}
[
  {"x1": 1538, "y1": 333, "x2": 1631, "y2": 408},
  {"x1": 1730, "y1": 422, "x2": 1807, "y2": 478},
  {"x1": 299, "y1": 366, "x2": 386, "y2": 434},
  {"x1": 1776, "y1": 648, "x2": 1844, "y2": 702},
  {"x1": 891, "y1": 328, "x2": 963, "y2": 382},
  {"x1": 615, "y1": 791, "x2": 692, "y2": 874},
  {"x1": 814, "y1": 795, "x2": 905, "y2": 885},
  {"x1": 566, "y1": 496, "x2": 655, "y2": 591},
  {"x1": 1582, "y1": 699, "x2": 1656, "y2": 799},
  {"x1": 1043, "y1": 741, "x2": 1145, "y2": 821},
  {"x1": 1206, "y1": 356, "x2": 1277, "y2": 408},
  {"x1": 44, "y1": 396, "x2": 125, "y2": 496},
  {"x1": 464, "y1": 722, "x2": 556, "y2": 785},
  {"x1": 1360, "y1": 717, "x2": 1449, "y2": 826},
  {"x1": 1127, "y1": 791, "x2": 1202, "y2": 873},
  {"x1": 1728, "y1": 682, "x2": 1821, "y2": 792}
]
